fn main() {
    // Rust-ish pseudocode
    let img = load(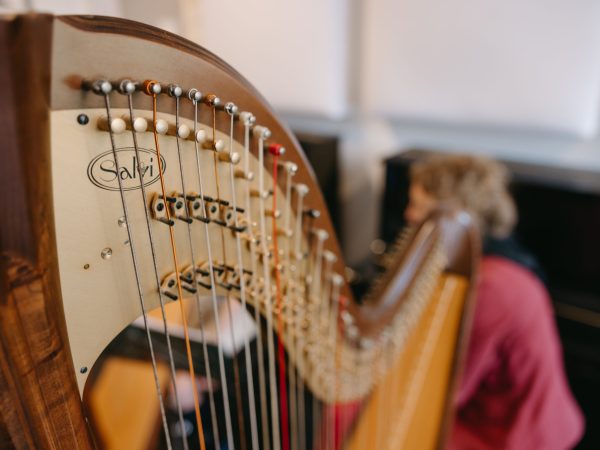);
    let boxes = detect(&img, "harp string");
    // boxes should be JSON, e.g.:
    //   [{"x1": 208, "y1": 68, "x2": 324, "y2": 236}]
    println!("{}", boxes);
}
[
  {"x1": 327, "y1": 280, "x2": 342, "y2": 450},
  {"x1": 171, "y1": 92, "x2": 221, "y2": 450},
  {"x1": 208, "y1": 102, "x2": 246, "y2": 450},
  {"x1": 281, "y1": 164, "x2": 299, "y2": 450},
  {"x1": 256, "y1": 131, "x2": 282, "y2": 450},
  {"x1": 123, "y1": 84, "x2": 189, "y2": 450},
  {"x1": 100, "y1": 87, "x2": 174, "y2": 450},
  {"x1": 292, "y1": 186, "x2": 307, "y2": 450},
  {"x1": 225, "y1": 106, "x2": 261, "y2": 450},
  {"x1": 335, "y1": 295, "x2": 346, "y2": 449},
  {"x1": 328, "y1": 259, "x2": 338, "y2": 450},
  {"x1": 189, "y1": 98, "x2": 236, "y2": 450},
  {"x1": 283, "y1": 163, "x2": 298, "y2": 450},
  {"x1": 270, "y1": 149, "x2": 290, "y2": 450},
  {"x1": 145, "y1": 81, "x2": 207, "y2": 450},
  {"x1": 307, "y1": 235, "x2": 322, "y2": 450},
  {"x1": 322, "y1": 253, "x2": 336, "y2": 447},
  {"x1": 241, "y1": 114, "x2": 272, "y2": 450}
]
